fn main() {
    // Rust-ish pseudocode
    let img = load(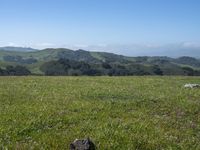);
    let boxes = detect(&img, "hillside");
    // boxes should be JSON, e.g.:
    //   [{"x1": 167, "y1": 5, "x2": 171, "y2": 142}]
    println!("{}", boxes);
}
[{"x1": 0, "y1": 48, "x2": 200, "y2": 75}]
